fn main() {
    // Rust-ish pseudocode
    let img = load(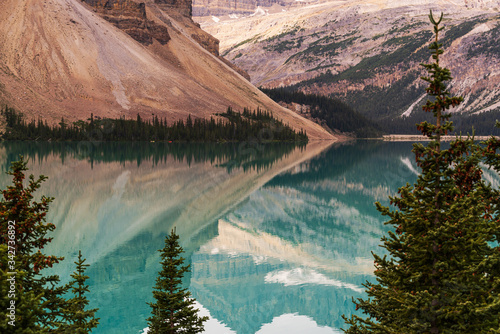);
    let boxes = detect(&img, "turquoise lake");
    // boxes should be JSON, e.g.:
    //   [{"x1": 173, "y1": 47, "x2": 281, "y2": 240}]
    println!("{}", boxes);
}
[{"x1": 0, "y1": 140, "x2": 439, "y2": 334}]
